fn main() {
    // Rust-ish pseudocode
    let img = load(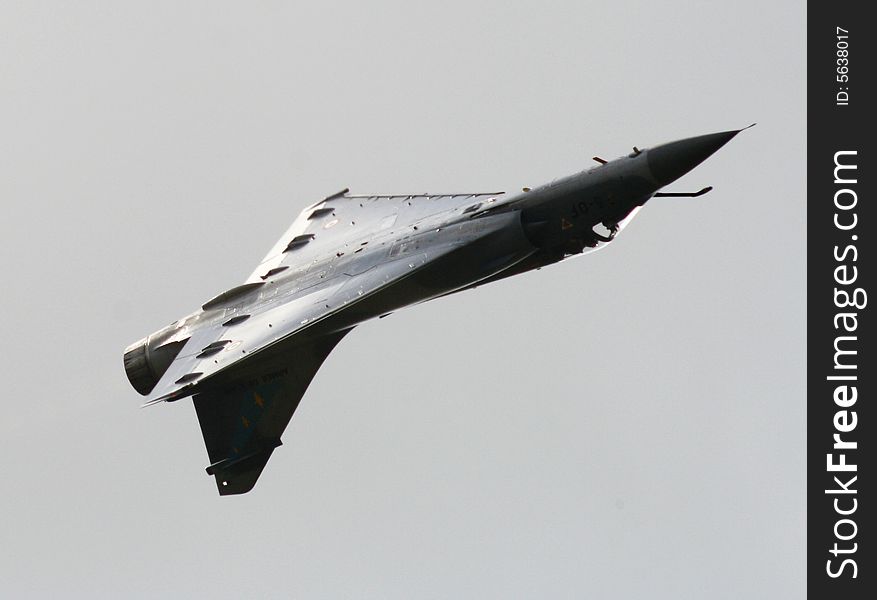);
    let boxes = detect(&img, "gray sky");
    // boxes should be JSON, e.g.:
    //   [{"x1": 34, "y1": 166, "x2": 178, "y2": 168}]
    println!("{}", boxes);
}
[{"x1": 1, "y1": 1, "x2": 804, "y2": 598}]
